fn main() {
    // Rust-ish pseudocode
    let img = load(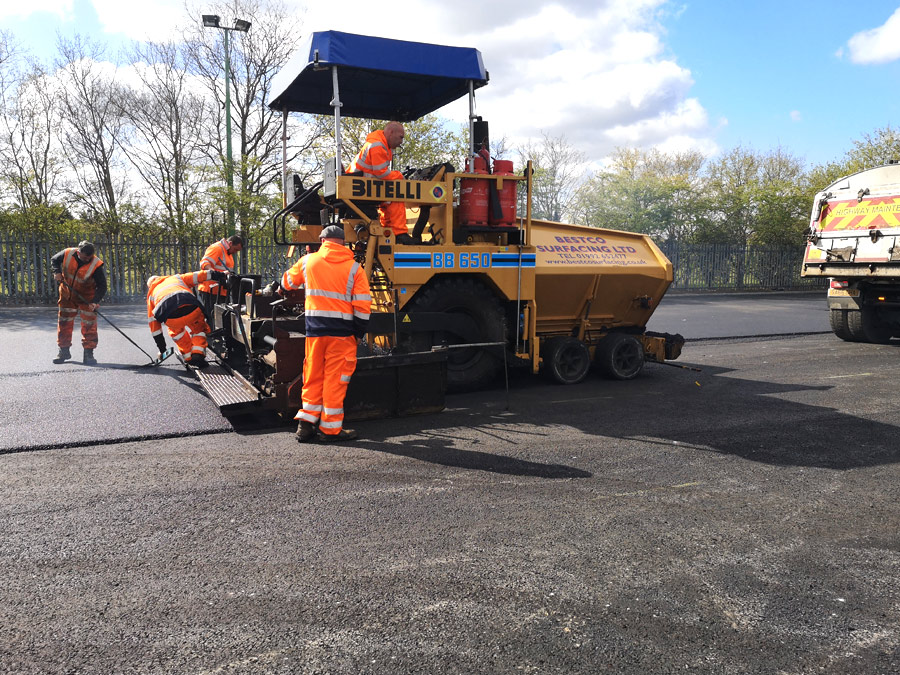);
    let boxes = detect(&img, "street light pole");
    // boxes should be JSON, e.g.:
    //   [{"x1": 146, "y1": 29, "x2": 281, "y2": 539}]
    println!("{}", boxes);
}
[
  {"x1": 202, "y1": 15, "x2": 251, "y2": 239},
  {"x1": 223, "y1": 27, "x2": 234, "y2": 238}
]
